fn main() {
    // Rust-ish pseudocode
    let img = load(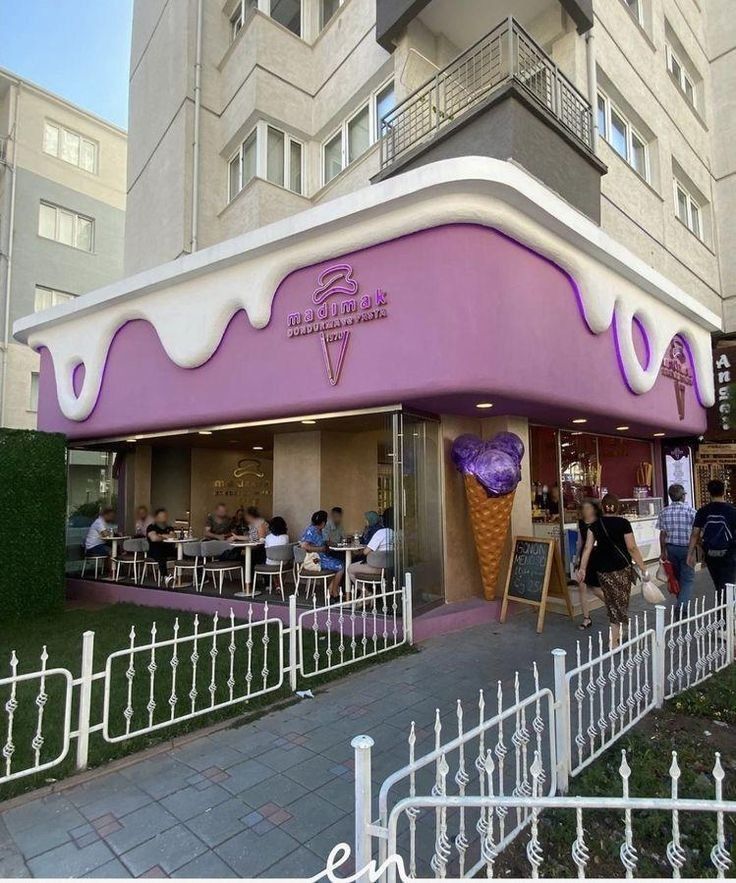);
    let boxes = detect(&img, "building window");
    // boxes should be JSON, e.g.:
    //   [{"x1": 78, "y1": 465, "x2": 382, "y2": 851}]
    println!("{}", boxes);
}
[
  {"x1": 674, "y1": 180, "x2": 702, "y2": 239},
  {"x1": 29, "y1": 373, "x2": 39, "y2": 412},
  {"x1": 320, "y1": 0, "x2": 343, "y2": 30},
  {"x1": 230, "y1": 0, "x2": 257, "y2": 38},
  {"x1": 597, "y1": 91, "x2": 649, "y2": 182},
  {"x1": 228, "y1": 123, "x2": 303, "y2": 201},
  {"x1": 38, "y1": 201, "x2": 94, "y2": 251},
  {"x1": 43, "y1": 121, "x2": 97, "y2": 173},
  {"x1": 229, "y1": 0, "x2": 300, "y2": 40},
  {"x1": 34, "y1": 285, "x2": 75, "y2": 312},
  {"x1": 666, "y1": 44, "x2": 696, "y2": 107},
  {"x1": 322, "y1": 79, "x2": 396, "y2": 185},
  {"x1": 622, "y1": 0, "x2": 642, "y2": 24}
]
